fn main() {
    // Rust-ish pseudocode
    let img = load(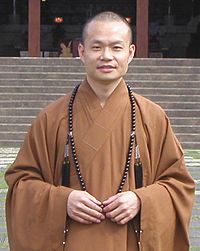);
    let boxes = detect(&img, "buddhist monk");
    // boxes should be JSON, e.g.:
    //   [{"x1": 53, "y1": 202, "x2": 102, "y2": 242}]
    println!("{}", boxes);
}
[{"x1": 5, "y1": 11, "x2": 195, "y2": 251}]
